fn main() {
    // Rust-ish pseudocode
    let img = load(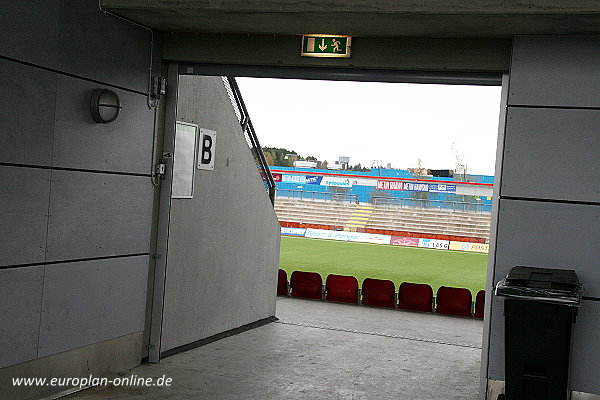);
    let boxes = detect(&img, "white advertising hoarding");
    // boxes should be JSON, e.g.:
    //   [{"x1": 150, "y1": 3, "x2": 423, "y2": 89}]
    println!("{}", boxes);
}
[
  {"x1": 418, "y1": 238, "x2": 450, "y2": 250},
  {"x1": 304, "y1": 229, "x2": 391, "y2": 245}
]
